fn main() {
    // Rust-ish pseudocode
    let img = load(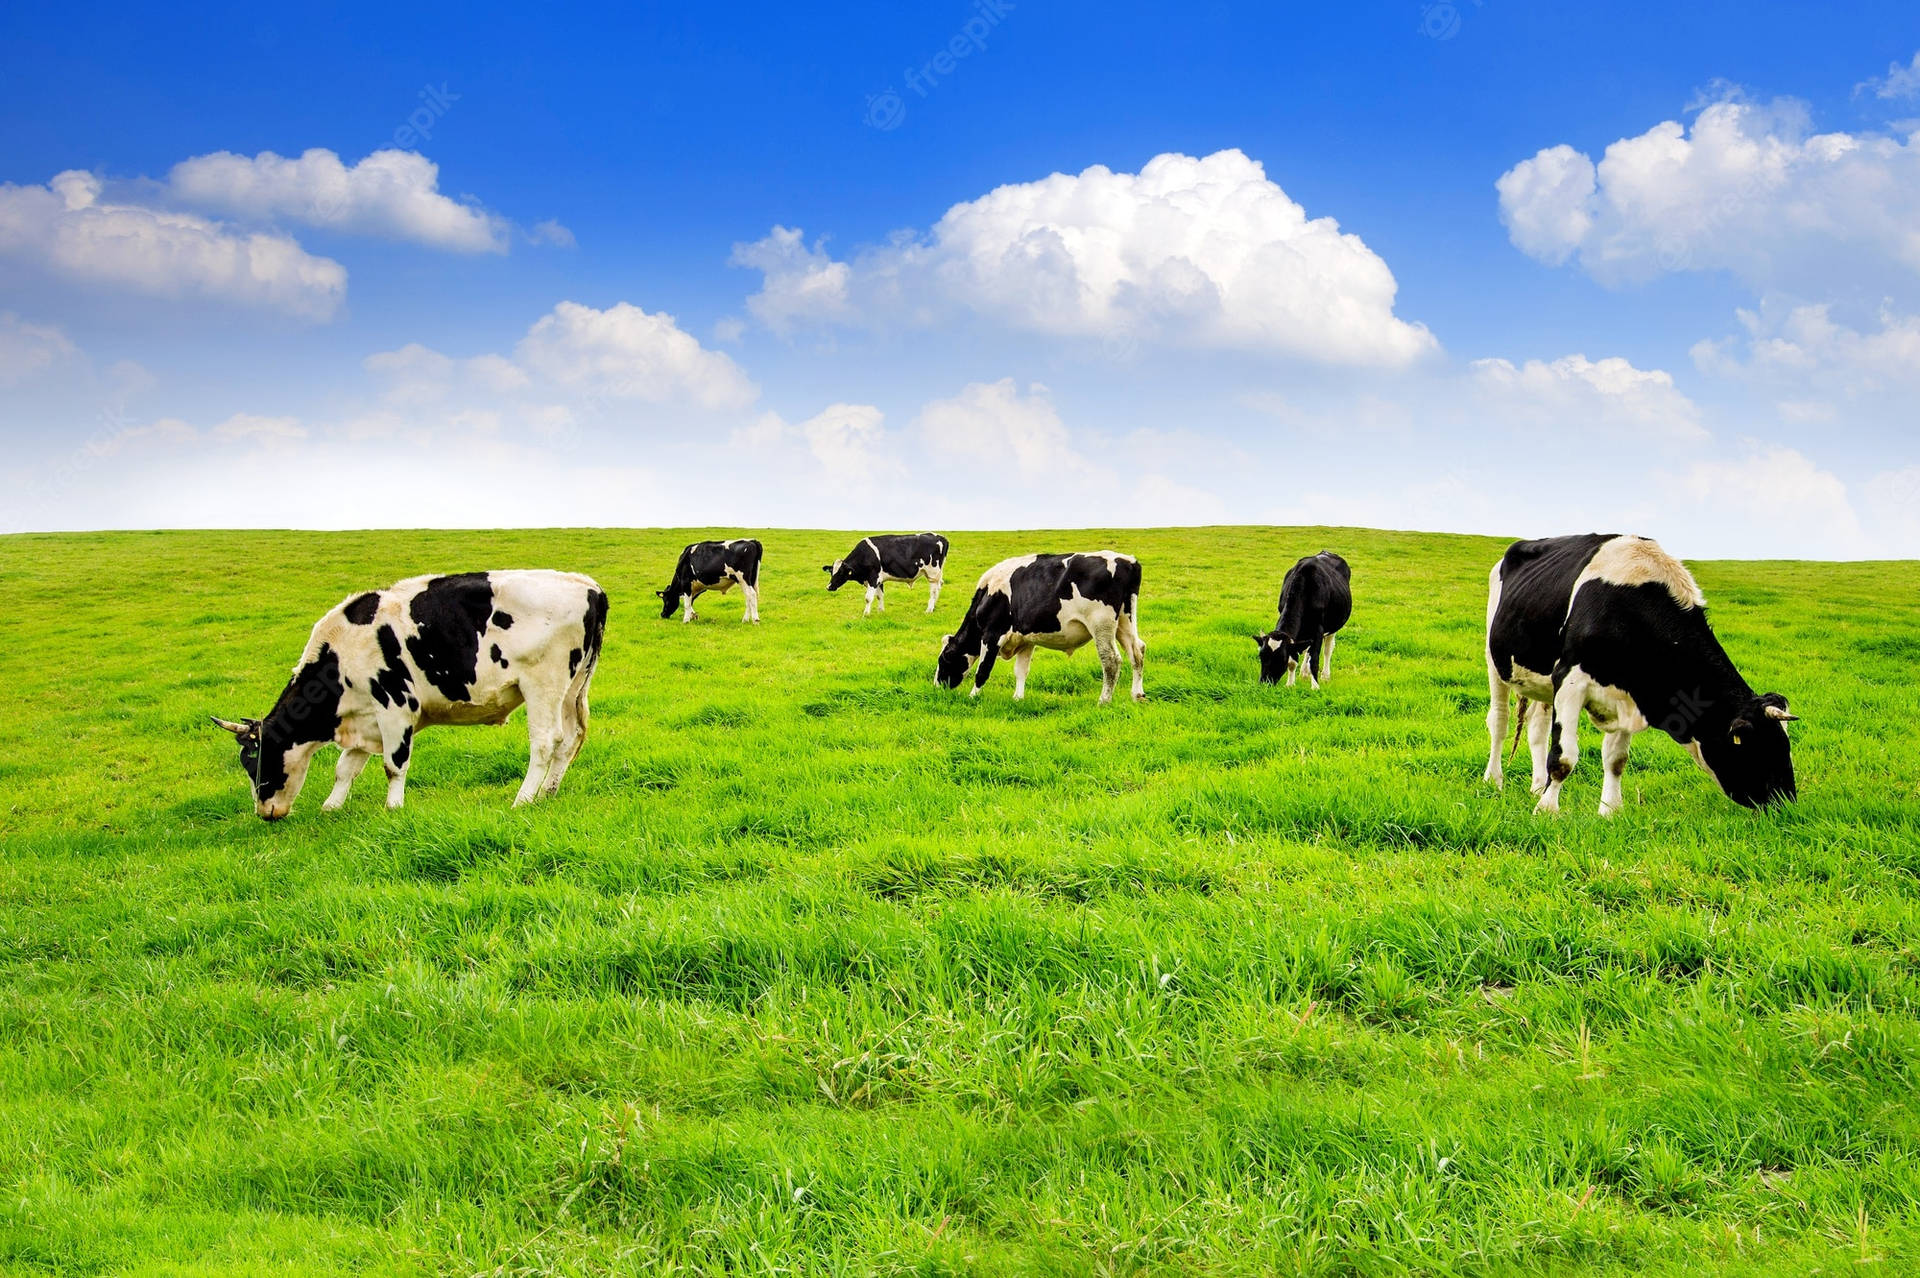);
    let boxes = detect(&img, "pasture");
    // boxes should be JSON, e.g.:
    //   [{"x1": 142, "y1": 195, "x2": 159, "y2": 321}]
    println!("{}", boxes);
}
[{"x1": 2, "y1": 525, "x2": 1918, "y2": 1275}]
